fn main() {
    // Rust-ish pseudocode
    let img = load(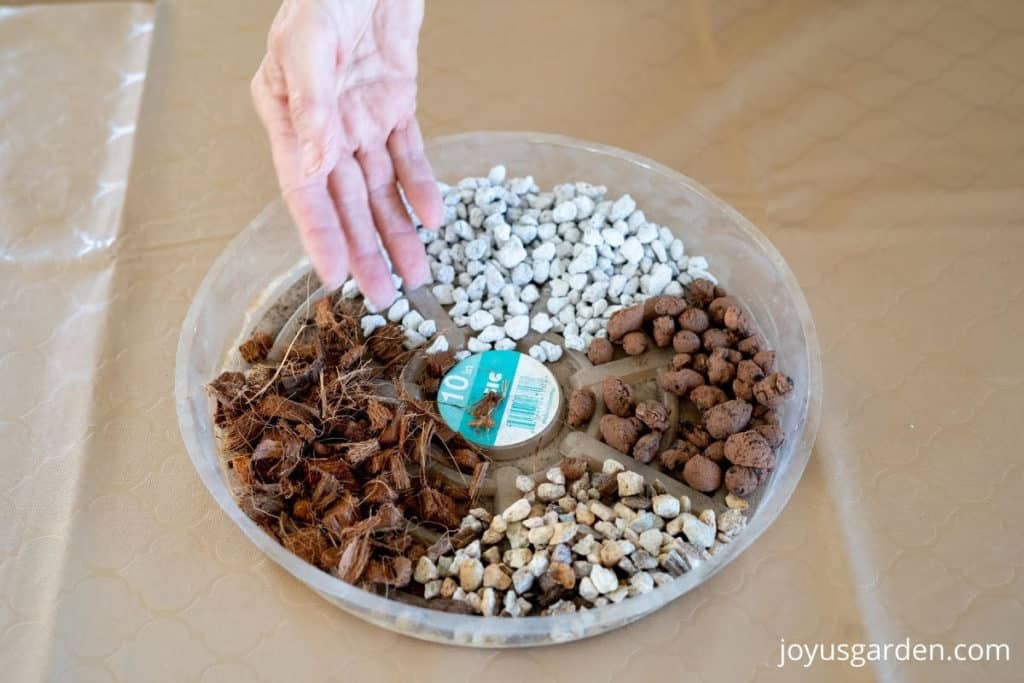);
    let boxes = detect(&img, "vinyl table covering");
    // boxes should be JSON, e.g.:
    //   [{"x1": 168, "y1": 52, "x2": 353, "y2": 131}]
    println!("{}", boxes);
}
[{"x1": 1, "y1": 1, "x2": 1022, "y2": 681}]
